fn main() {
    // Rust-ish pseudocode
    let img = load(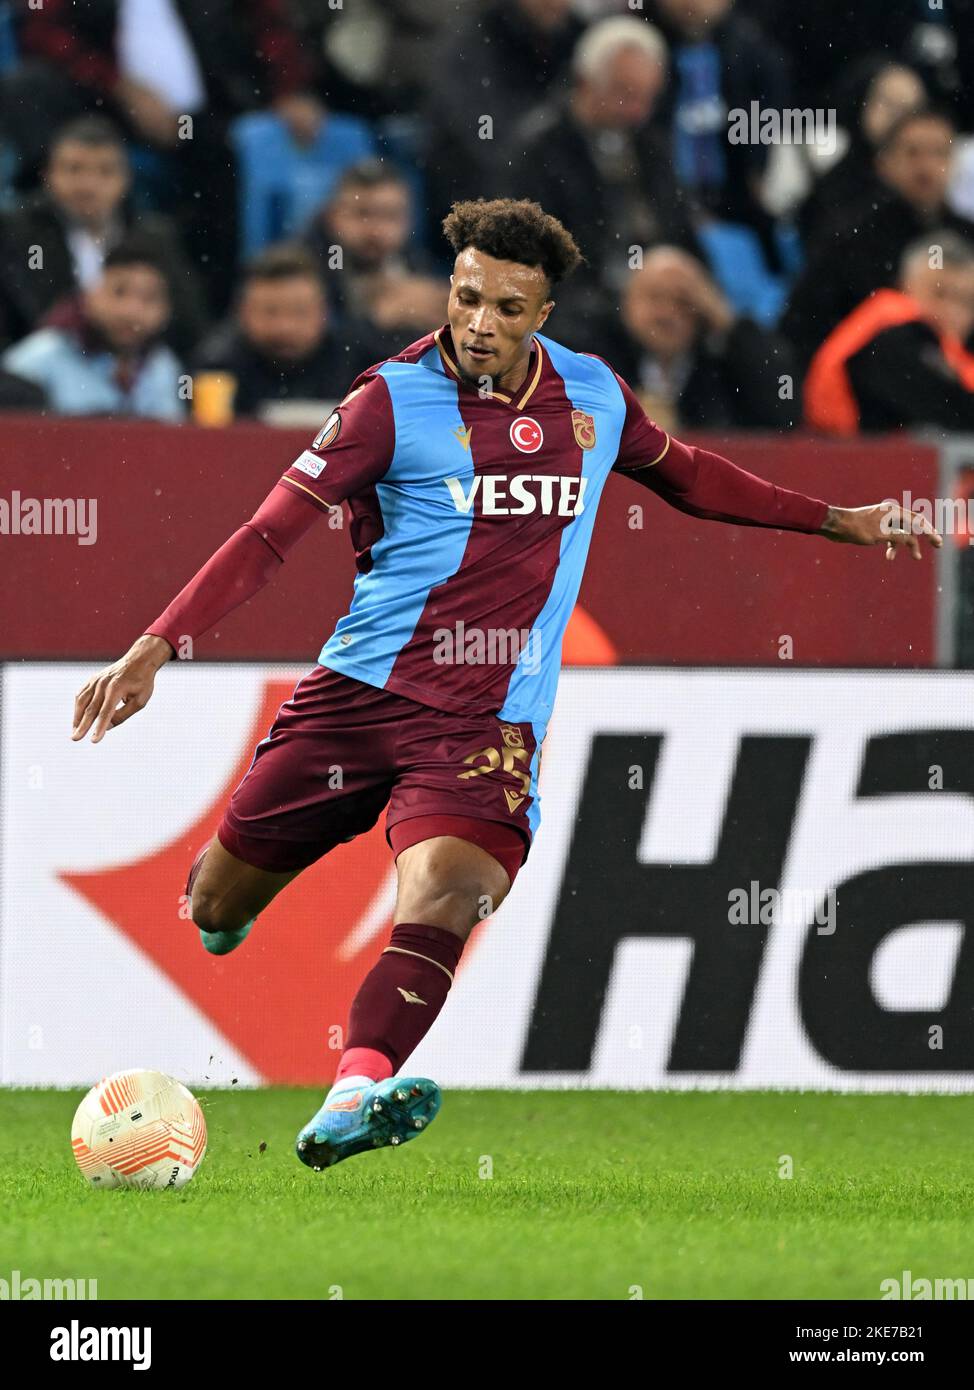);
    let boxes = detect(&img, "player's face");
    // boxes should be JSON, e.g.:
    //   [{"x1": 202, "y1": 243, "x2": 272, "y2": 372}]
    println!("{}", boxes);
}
[
  {"x1": 328, "y1": 183, "x2": 411, "y2": 267},
  {"x1": 448, "y1": 248, "x2": 553, "y2": 388},
  {"x1": 240, "y1": 276, "x2": 327, "y2": 360},
  {"x1": 85, "y1": 265, "x2": 170, "y2": 352},
  {"x1": 877, "y1": 119, "x2": 953, "y2": 212},
  {"x1": 45, "y1": 140, "x2": 129, "y2": 228}
]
